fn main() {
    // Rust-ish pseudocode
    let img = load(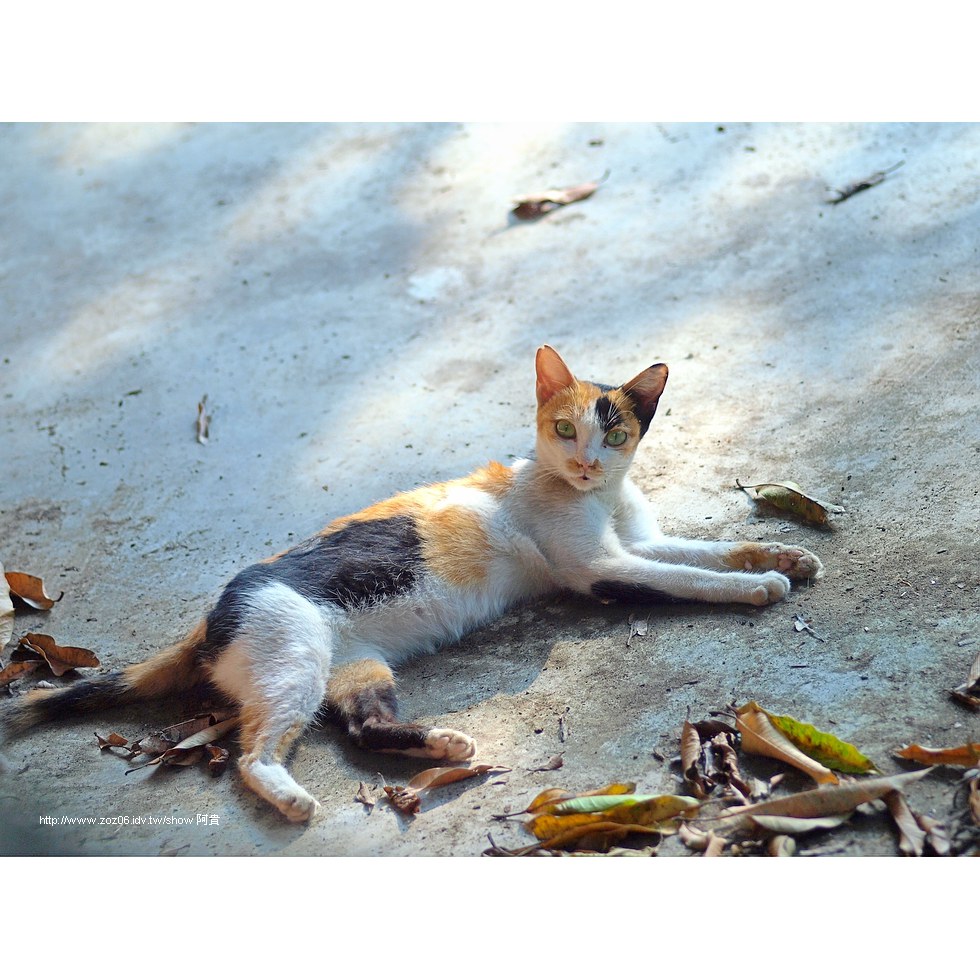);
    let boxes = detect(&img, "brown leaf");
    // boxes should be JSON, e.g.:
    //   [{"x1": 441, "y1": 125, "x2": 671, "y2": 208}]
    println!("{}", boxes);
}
[
  {"x1": 511, "y1": 171, "x2": 609, "y2": 220},
  {"x1": 129, "y1": 713, "x2": 226, "y2": 756},
  {"x1": 968, "y1": 774, "x2": 980, "y2": 827},
  {"x1": 528, "y1": 754, "x2": 564, "y2": 773},
  {"x1": 406, "y1": 763, "x2": 507, "y2": 792},
  {"x1": 383, "y1": 785, "x2": 421, "y2": 815},
  {"x1": 95, "y1": 731, "x2": 129, "y2": 751},
  {"x1": 886, "y1": 790, "x2": 927, "y2": 856},
  {"x1": 767, "y1": 835, "x2": 797, "y2": 857},
  {"x1": 681, "y1": 719, "x2": 712, "y2": 799},
  {"x1": 894, "y1": 743, "x2": 980, "y2": 767},
  {"x1": 126, "y1": 716, "x2": 238, "y2": 773},
  {"x1": 206, "y1": 744, "x2": 230, "y2": 777},
  {"x1": 950, "y1": 651, "x2": 980, "y2": 710},
  {"x1": 0, "y1": 659, "x2": 40, "y2": 685},
  {"x1": 4, "y1": 571, "x2": 63, "y2": 610},
  {"x1": 714, "y1": 768, "x2": 933, "y2": 833},
  {"x1": 14, "y1": 633, "x2": 99, "y2": 676},
  {"x1": 355, "y1": 782, "x2": 376, "y2": 808}
]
